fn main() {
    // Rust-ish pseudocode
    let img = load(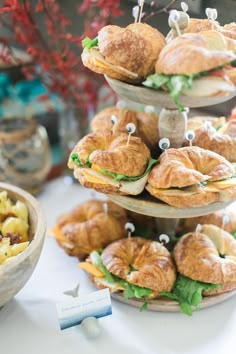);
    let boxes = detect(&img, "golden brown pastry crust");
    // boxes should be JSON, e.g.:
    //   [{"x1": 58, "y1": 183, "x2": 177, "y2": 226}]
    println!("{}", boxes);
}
[
  {"x1": 68, "y1": 131, "x2": 151, "y2": 177},
  {"x1": 147, "y1": 146, "x2": 234, "y2": 189},
  {"x1": 156, "y1": 32, "x2": 236, "y2": 75},
  {"x1": 51, "y1": 200, "x2": 128, "y2": 259},
  {"x1": 174, "y1": 225, "x2": 236, "y2": 289},
  {"x1": 101, "y1": 237, "x2": 176, "y2": 293},
  {"x1": 82, "y1": 23, "x2": 165, "y2": 83},
  {"x1": 178, "y1": 209, "x2": 236, "y2": 235},
  {"x1": 188, "y1": 120, "x2": 236, "y2": 162},
  {"x1": 90, "y1": 106, "x2": 159, "y2": 153}
]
